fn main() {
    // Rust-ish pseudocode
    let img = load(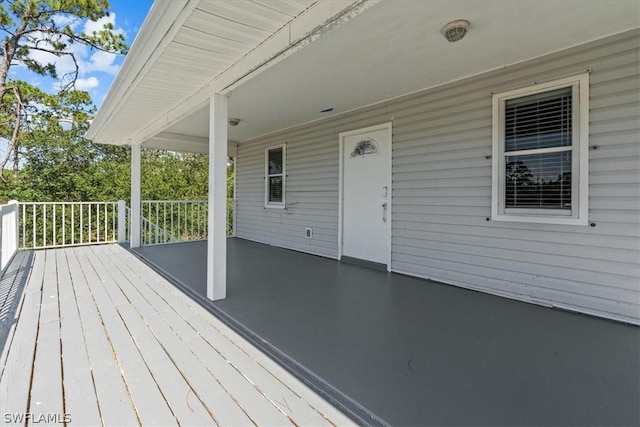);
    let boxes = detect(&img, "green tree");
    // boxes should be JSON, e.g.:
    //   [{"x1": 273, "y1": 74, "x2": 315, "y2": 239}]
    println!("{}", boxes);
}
[
  {"x1": 1, "y1": 88, "x2": 129, "y2": 202},
  {"x1": 140, "y1": 150, "x2": 209, "y2": 201},
  {"x1": 0, "y1": 0, "x2": 127, "y2": 179}
]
